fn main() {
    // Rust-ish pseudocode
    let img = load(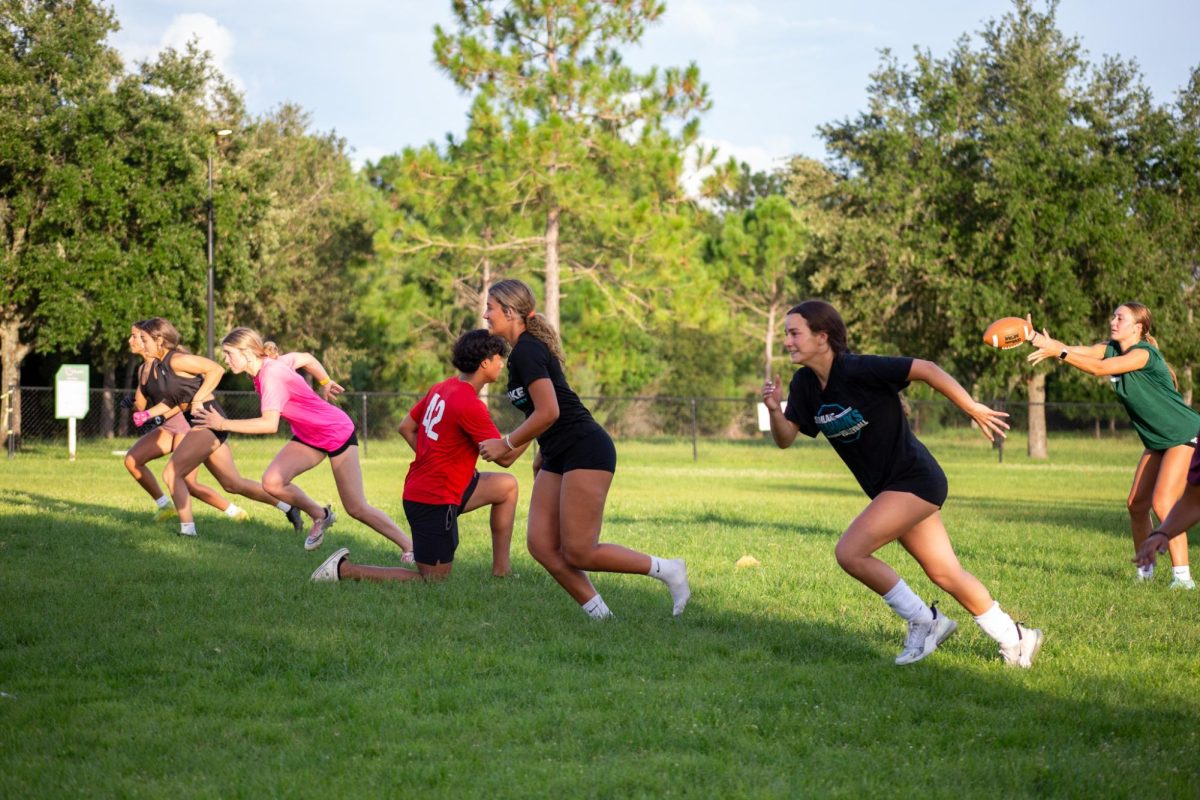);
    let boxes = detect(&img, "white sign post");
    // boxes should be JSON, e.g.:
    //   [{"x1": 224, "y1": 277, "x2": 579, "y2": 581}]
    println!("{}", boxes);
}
[{"x1": 55, "y1": 364, "x2": 89, "y2": 461}]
